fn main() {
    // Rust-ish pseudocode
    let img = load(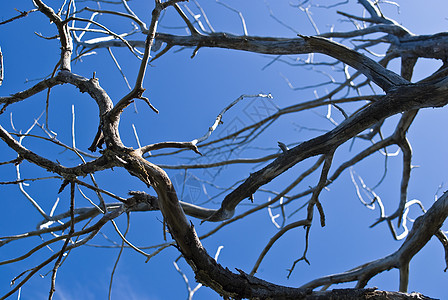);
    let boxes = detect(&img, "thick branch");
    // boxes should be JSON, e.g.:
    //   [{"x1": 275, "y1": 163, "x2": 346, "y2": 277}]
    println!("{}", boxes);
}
[
  {"x1": 0, "y1": 124, "x2": 115, "y2": 177},
  {"x1": 77, "y1": 32, "x2": 408, "y2": 91},
  {"x1": 207, "y1": 77, "x2": 448, "y2": 221},
  {"x1": 33, "y1": 0, "x2": 72, "y2": 71},
  {"x1": 127, "y1": 148, "x2": 435, "y2": 299},
  {"x1": 301, "y1": 190, "x2": 448, "y2": 291}
]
